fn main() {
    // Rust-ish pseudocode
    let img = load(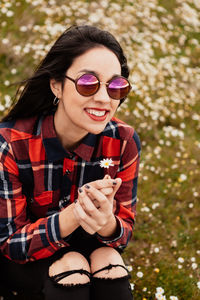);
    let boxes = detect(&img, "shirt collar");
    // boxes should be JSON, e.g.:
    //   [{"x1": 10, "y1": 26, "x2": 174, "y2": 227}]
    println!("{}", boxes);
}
[{"x1": 41, "y1": 112, "x2": 97, "y2": 162}]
